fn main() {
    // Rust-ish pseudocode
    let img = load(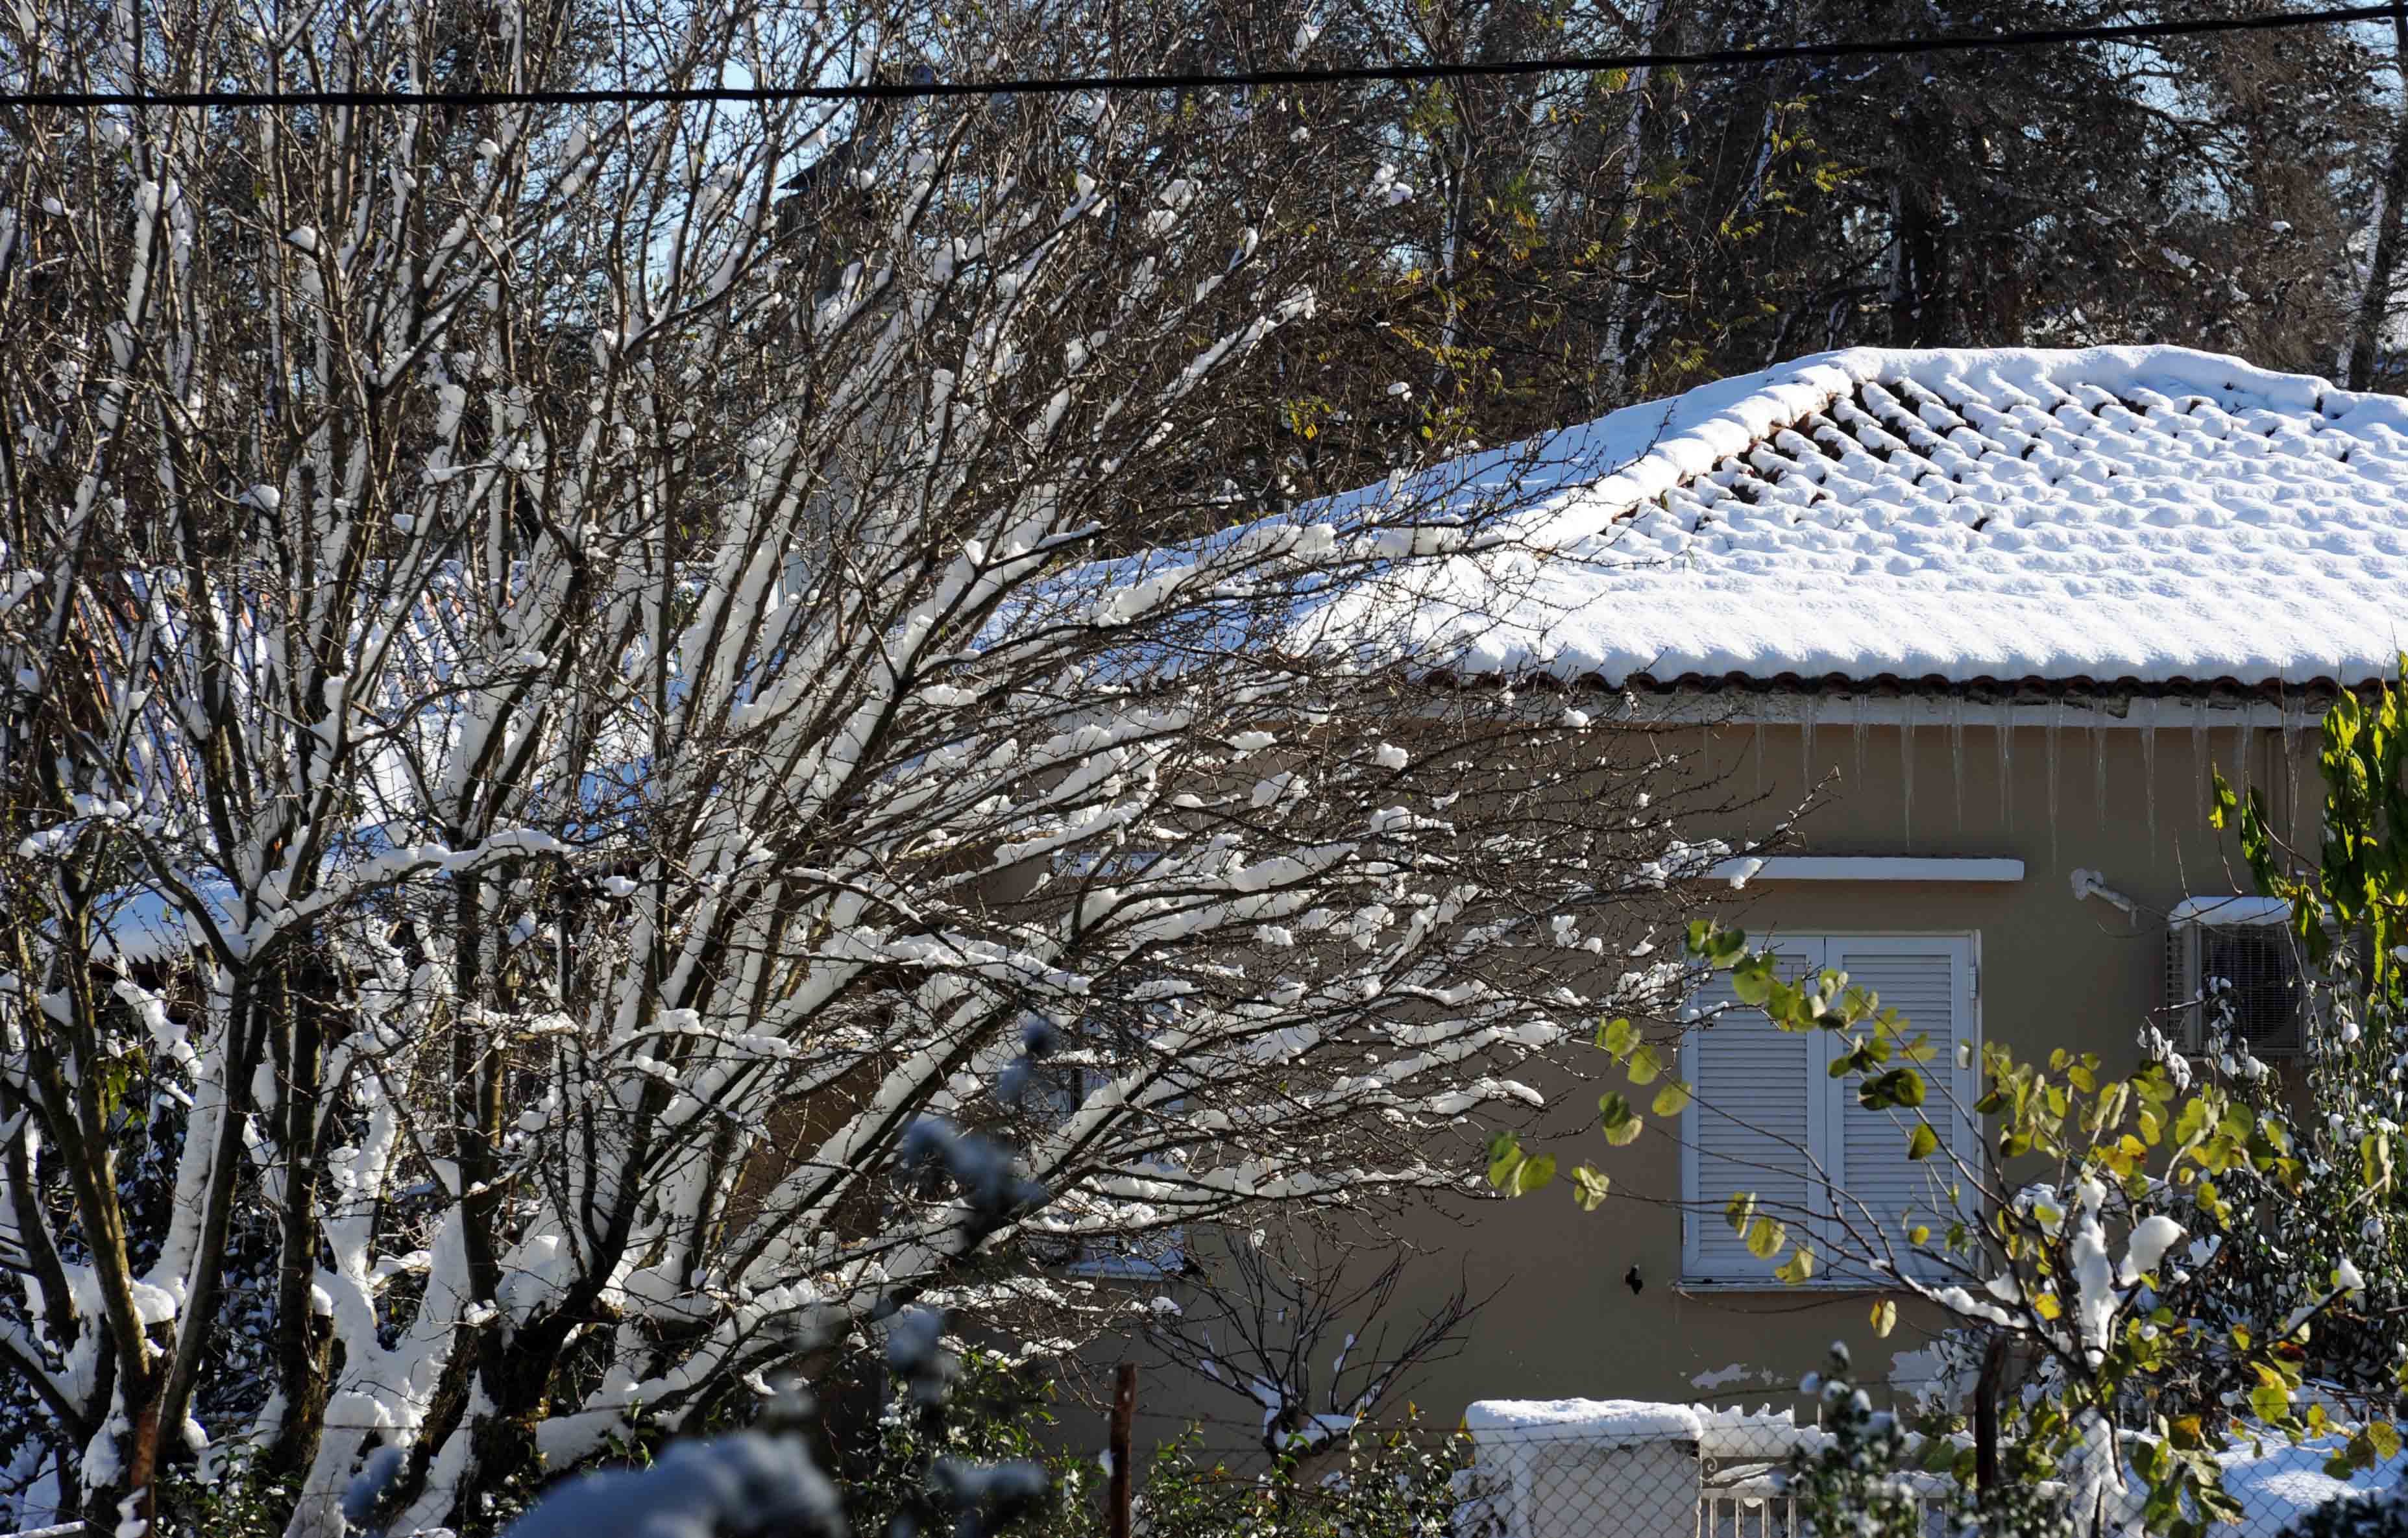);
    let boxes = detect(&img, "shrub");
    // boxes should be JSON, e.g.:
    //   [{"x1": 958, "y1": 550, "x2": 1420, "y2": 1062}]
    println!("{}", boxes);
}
[
  {"x1": 2282, "y1": 1489, "x2": 2408, "y2": 1538},
  {"x1": 1784, "y1": 1345, "x2": 2073, "y2": 1538}
]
